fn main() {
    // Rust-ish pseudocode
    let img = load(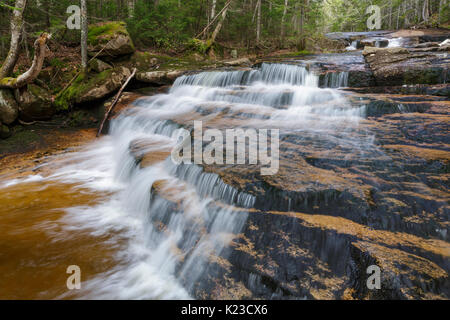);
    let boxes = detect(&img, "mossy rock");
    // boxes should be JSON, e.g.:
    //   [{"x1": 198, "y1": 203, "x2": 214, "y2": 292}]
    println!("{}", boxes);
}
[
  {"x1": 54, "y1": 67, "x2": 131, "y2": 111},
  {"x1": 89, "y1": 58, "x2": 112, "y2": 73},
  {"x1": 128, "y1": 52, "x2": 159, "y2": 72},
  {"x1": 0, "y1": 89, "x2": 19, "y2": 125},
  {"x1": 88, "y1": 21, "x2": 135, "y2": 58},
  {"x1": 14, "y1": 84, "x2": 54, "y2": 121}
]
